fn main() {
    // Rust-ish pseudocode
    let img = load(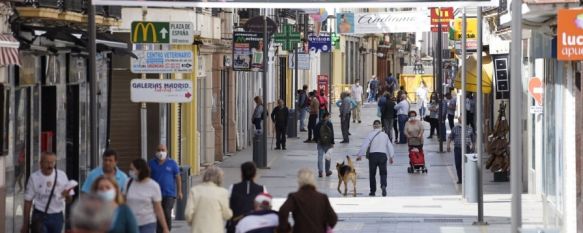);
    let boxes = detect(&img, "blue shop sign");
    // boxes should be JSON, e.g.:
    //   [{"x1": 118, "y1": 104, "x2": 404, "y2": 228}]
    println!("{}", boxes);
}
[{"x1": 308, "y1": 35, "x2": 332, "y2": 53}]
